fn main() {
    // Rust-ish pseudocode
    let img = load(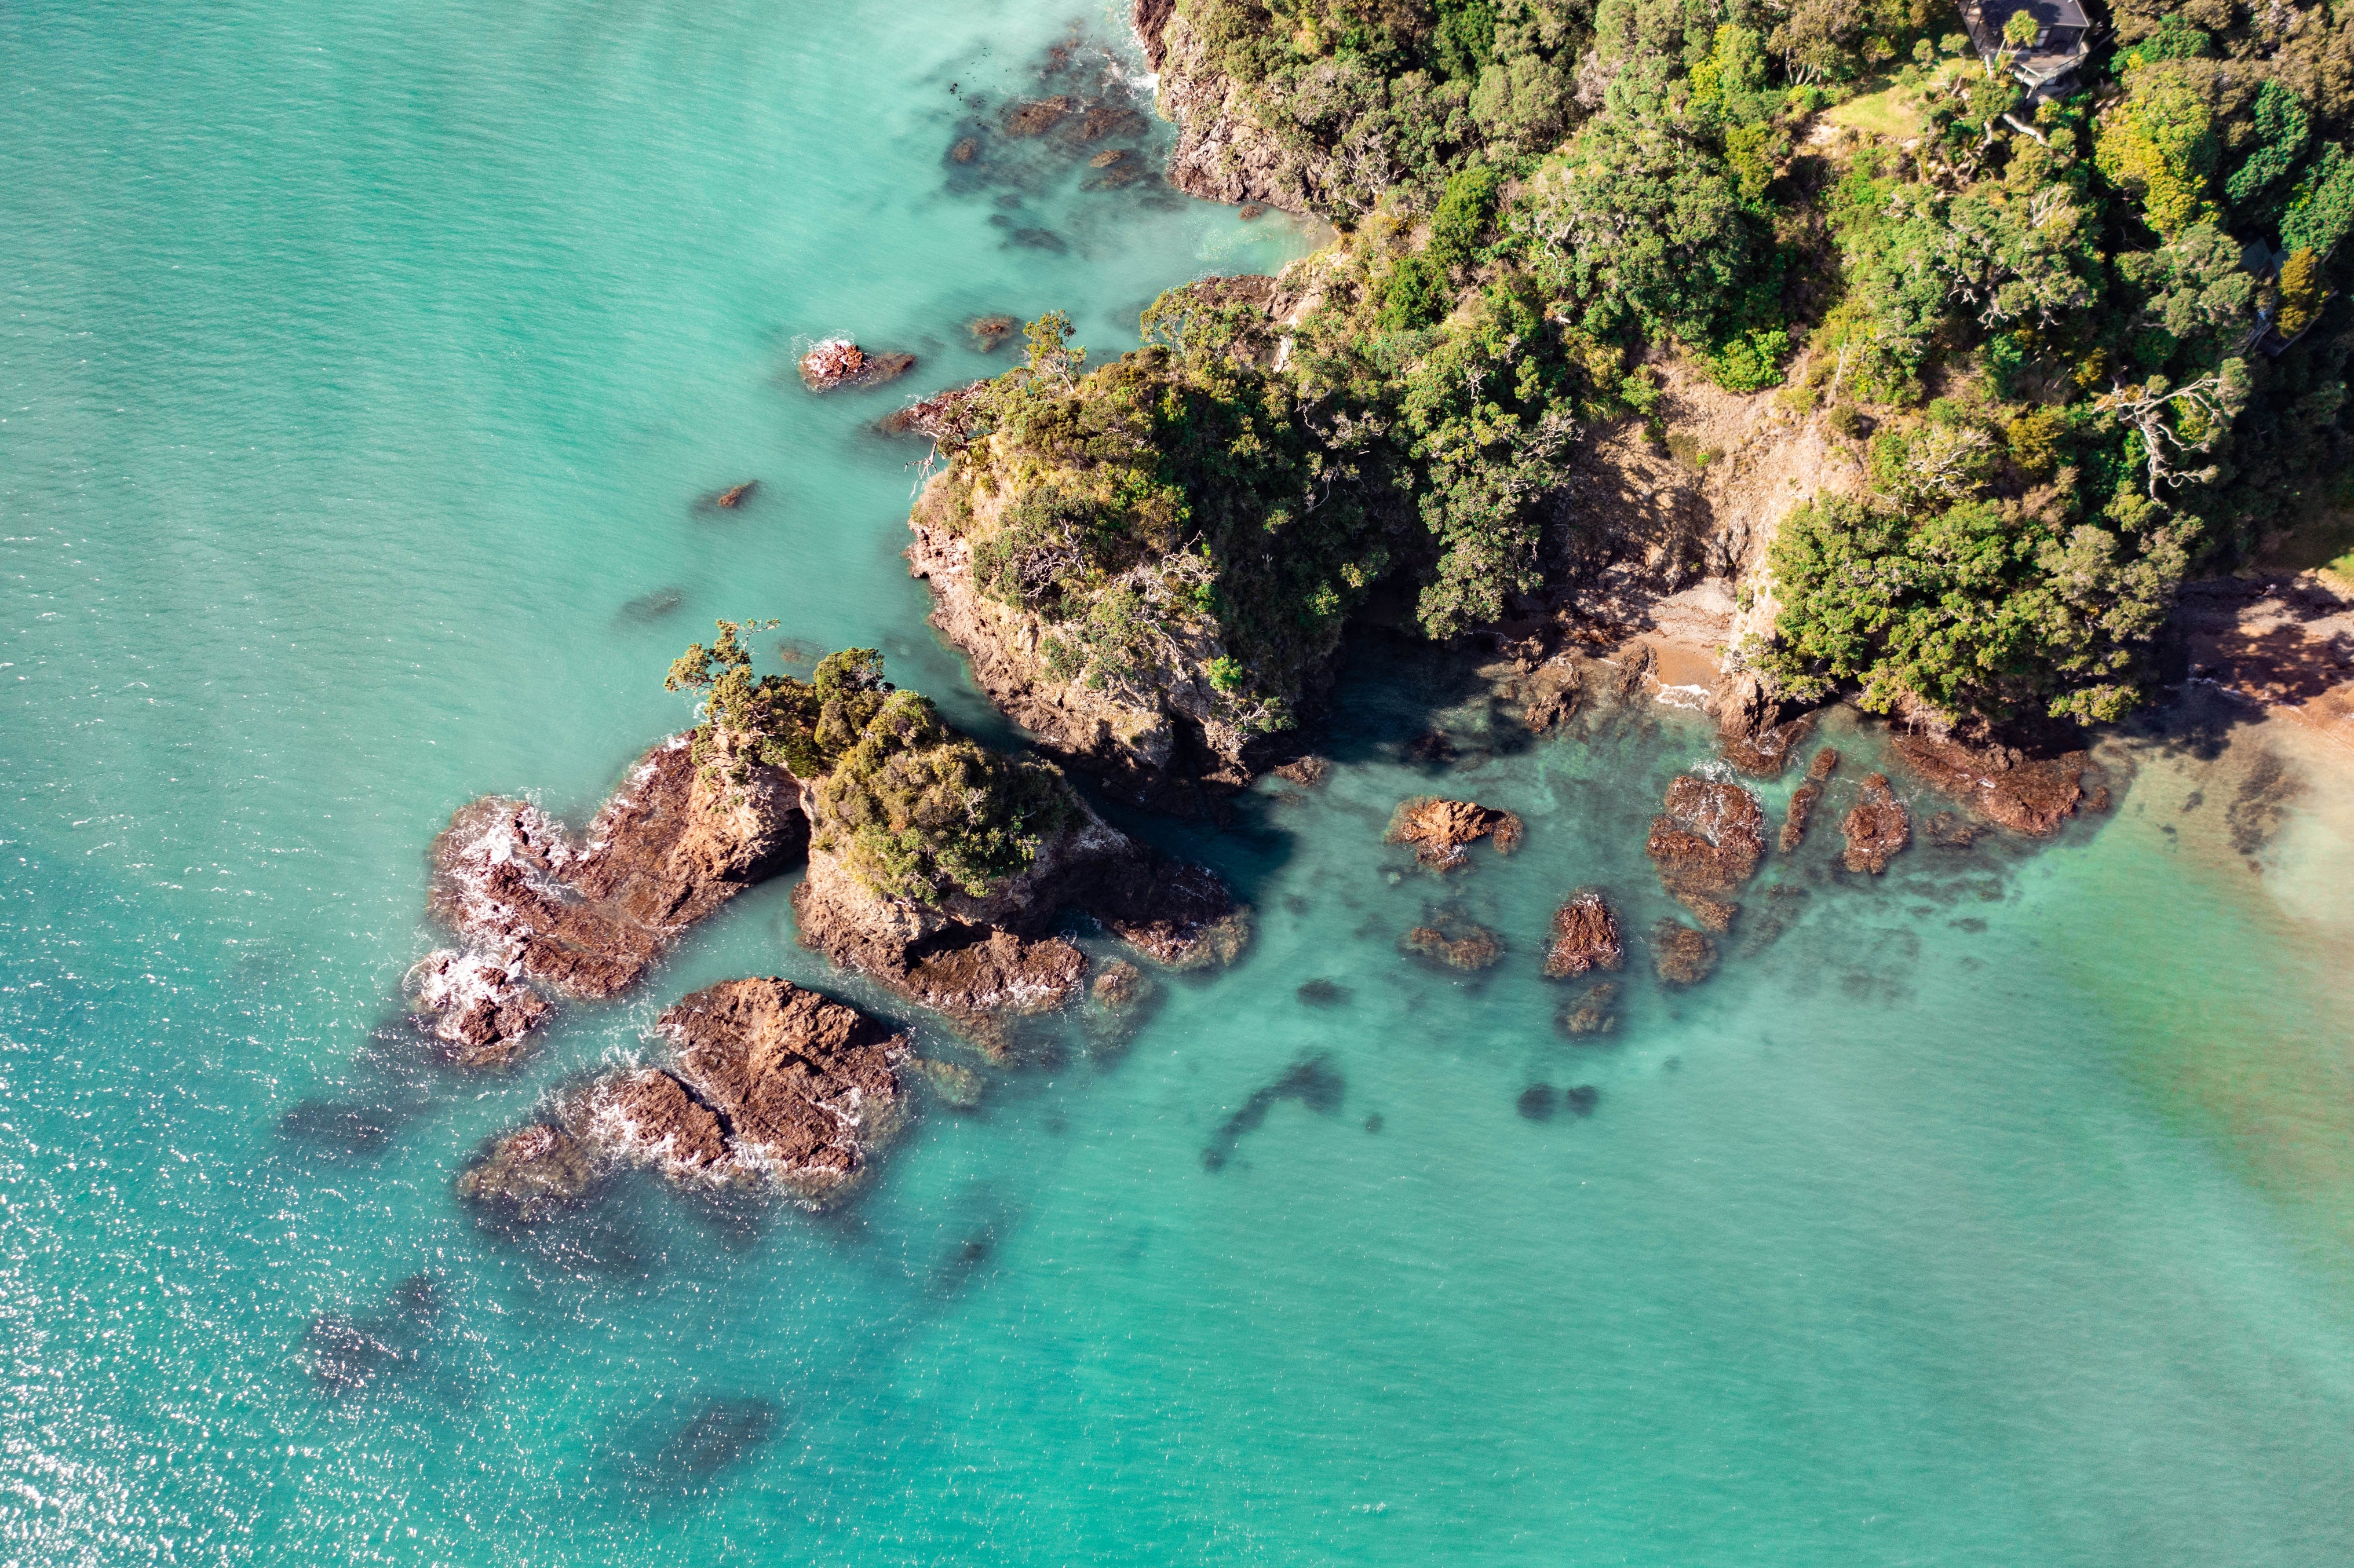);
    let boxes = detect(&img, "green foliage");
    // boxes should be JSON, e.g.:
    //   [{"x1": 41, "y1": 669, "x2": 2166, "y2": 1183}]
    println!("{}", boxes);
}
[
  {"x1": 2225, "y1": 81, "x2": 2311, "y2": 207},
  {"x1": 668, "y1": 632, "x2": 1077, "y2": 902},
  {"x1": 2276, "y1": 248, "x2": 2326, "y2": 338},
  {"x1": 1428, "y1": 162, "x2": 1504, "y2": 272},
  {"x1": 2096, "y1": 66, "x2": 2220, "y2": 237},
  {"x1": 1379, "y1": 253, "x2": 1453, "y2": 330},
  {"x1": 2001, "y1": 10, "x2": 2038, "y2": 47},
  {"x1": 2280, "y1": 144, "x2": 2354, "y2": 258}
]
